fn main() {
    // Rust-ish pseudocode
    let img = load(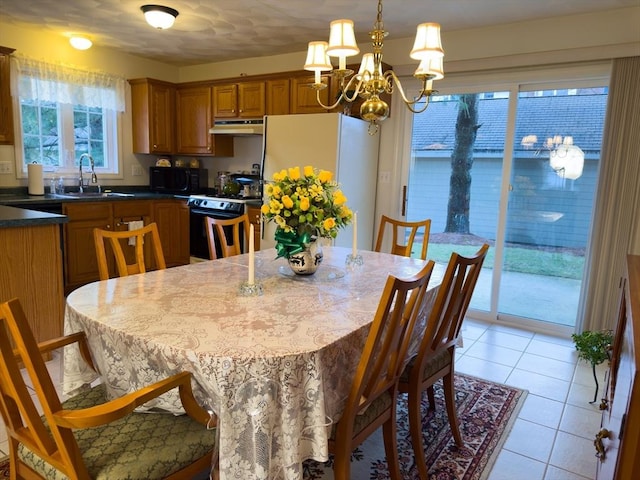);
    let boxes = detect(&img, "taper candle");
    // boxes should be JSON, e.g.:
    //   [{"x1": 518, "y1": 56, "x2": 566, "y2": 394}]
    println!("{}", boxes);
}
[
  {"x1": 352, "y1": 212, "x2": 357, "y2": 256},
  {"x1": 248, "y1": 224, "x2": 255, "y2": 285}
]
